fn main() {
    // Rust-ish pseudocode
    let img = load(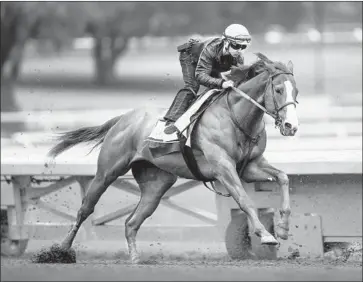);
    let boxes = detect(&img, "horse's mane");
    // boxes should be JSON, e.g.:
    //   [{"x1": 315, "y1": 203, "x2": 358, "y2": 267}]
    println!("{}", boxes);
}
[{"x1": 228, "y1": 52, "x2": 291, "y2": 86}]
